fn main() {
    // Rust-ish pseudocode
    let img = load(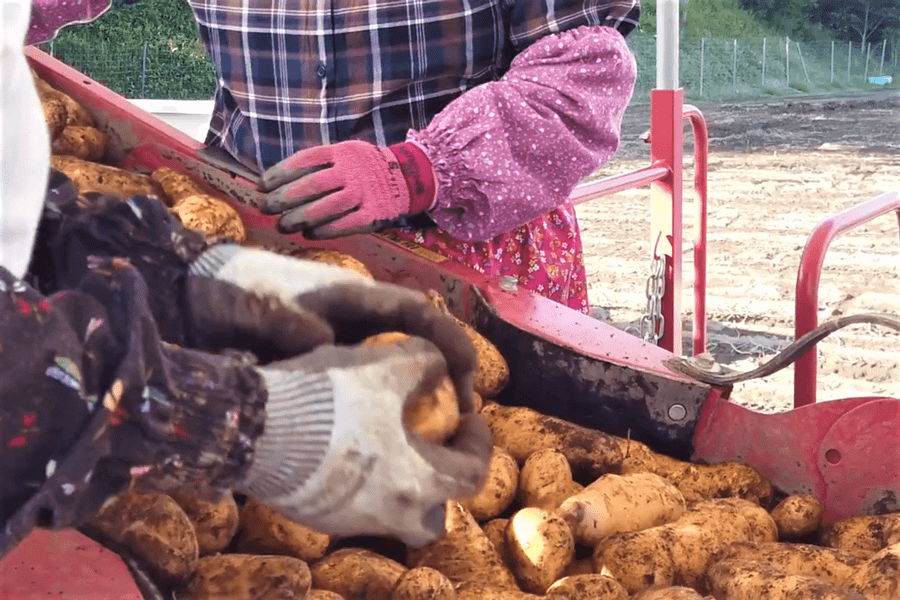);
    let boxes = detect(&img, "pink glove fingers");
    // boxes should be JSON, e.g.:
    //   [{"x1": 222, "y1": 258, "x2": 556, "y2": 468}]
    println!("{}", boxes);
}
[{"x1": 259, "y1": 145, "x2": 336, "y2": 192}]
